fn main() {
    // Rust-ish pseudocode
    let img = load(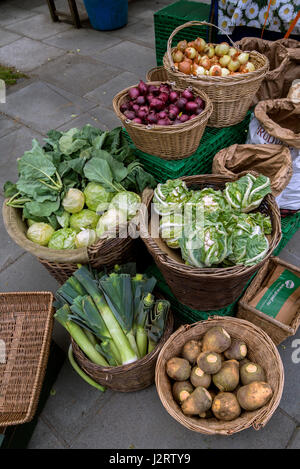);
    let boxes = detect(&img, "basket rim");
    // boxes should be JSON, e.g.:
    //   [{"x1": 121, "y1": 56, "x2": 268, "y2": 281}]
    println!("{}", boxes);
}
[
  {"x1": 155, "y1": 316, "x2": 284, "y2": 435},
  {"x1": 140, "y1": 173, "x2": 282, "y2": 278},
  {"x1": 112, "y1": 80, "x2": 213, "y2": 132}
]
